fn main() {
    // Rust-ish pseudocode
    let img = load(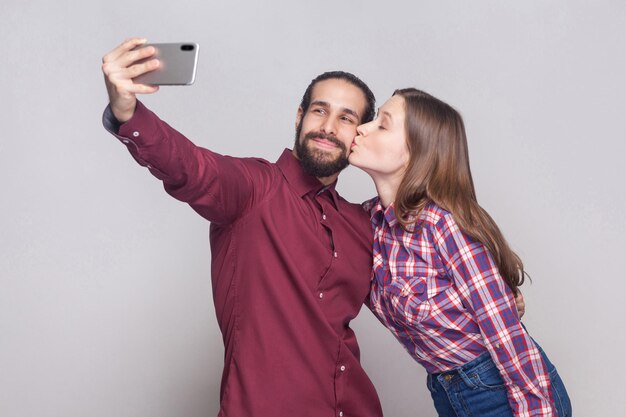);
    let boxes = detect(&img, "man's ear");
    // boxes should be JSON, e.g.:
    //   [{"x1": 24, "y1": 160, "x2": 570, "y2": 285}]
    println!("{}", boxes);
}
[{"x1": 295, "y1": 107, "x2": 303, "y2": 129}]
